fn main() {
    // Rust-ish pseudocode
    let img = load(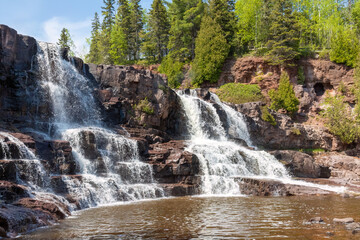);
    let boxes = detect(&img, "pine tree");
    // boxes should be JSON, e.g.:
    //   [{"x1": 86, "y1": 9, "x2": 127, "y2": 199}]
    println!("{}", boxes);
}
[
  {"x1": 143, "y1": 0, "x2": 170, "y2": 63},
  {"x1": 167, "y1": 0, "x2": 205, "y2": 62},
  {"x1": 265, "y1": 0, "x2": 300, "y2": 65},
  {"x1": 100, "y1": 0, "x2": 116, "y2": 64},
  {"x1": 209, "y1": 0, "x2": 237, "y2": 53},
  {"x1": 116, "y1": 0, "x2": 132, "y2": 61},
  {"x1": 129, "y1": 0, "x2": 144, "y2": 61},
  {"x1": 269, "y1": 71, "x2": 299, "y2": 115},
  {"x1": 57, "y1": 28, "x2": 75, "y2": 56},
  {"x1": 88, "y1": 12, "x2": 102, "y2": 64},
  {"x1": 191, "y1": 15, "x2": 230, "y2": 85}
]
